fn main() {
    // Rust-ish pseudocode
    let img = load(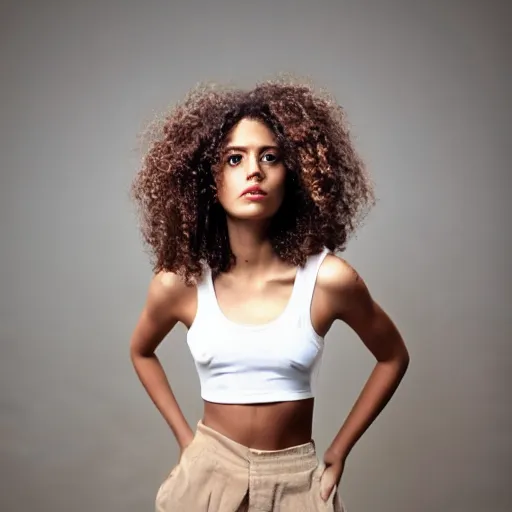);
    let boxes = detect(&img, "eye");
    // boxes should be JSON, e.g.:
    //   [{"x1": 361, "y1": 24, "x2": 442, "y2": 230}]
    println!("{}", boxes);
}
[
  {"x1": 261, "y1": 153, "x2": 279, "y2": 163},
  {"x1": 227, "y1": 154, "x2": 242, "y2": 166}
]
